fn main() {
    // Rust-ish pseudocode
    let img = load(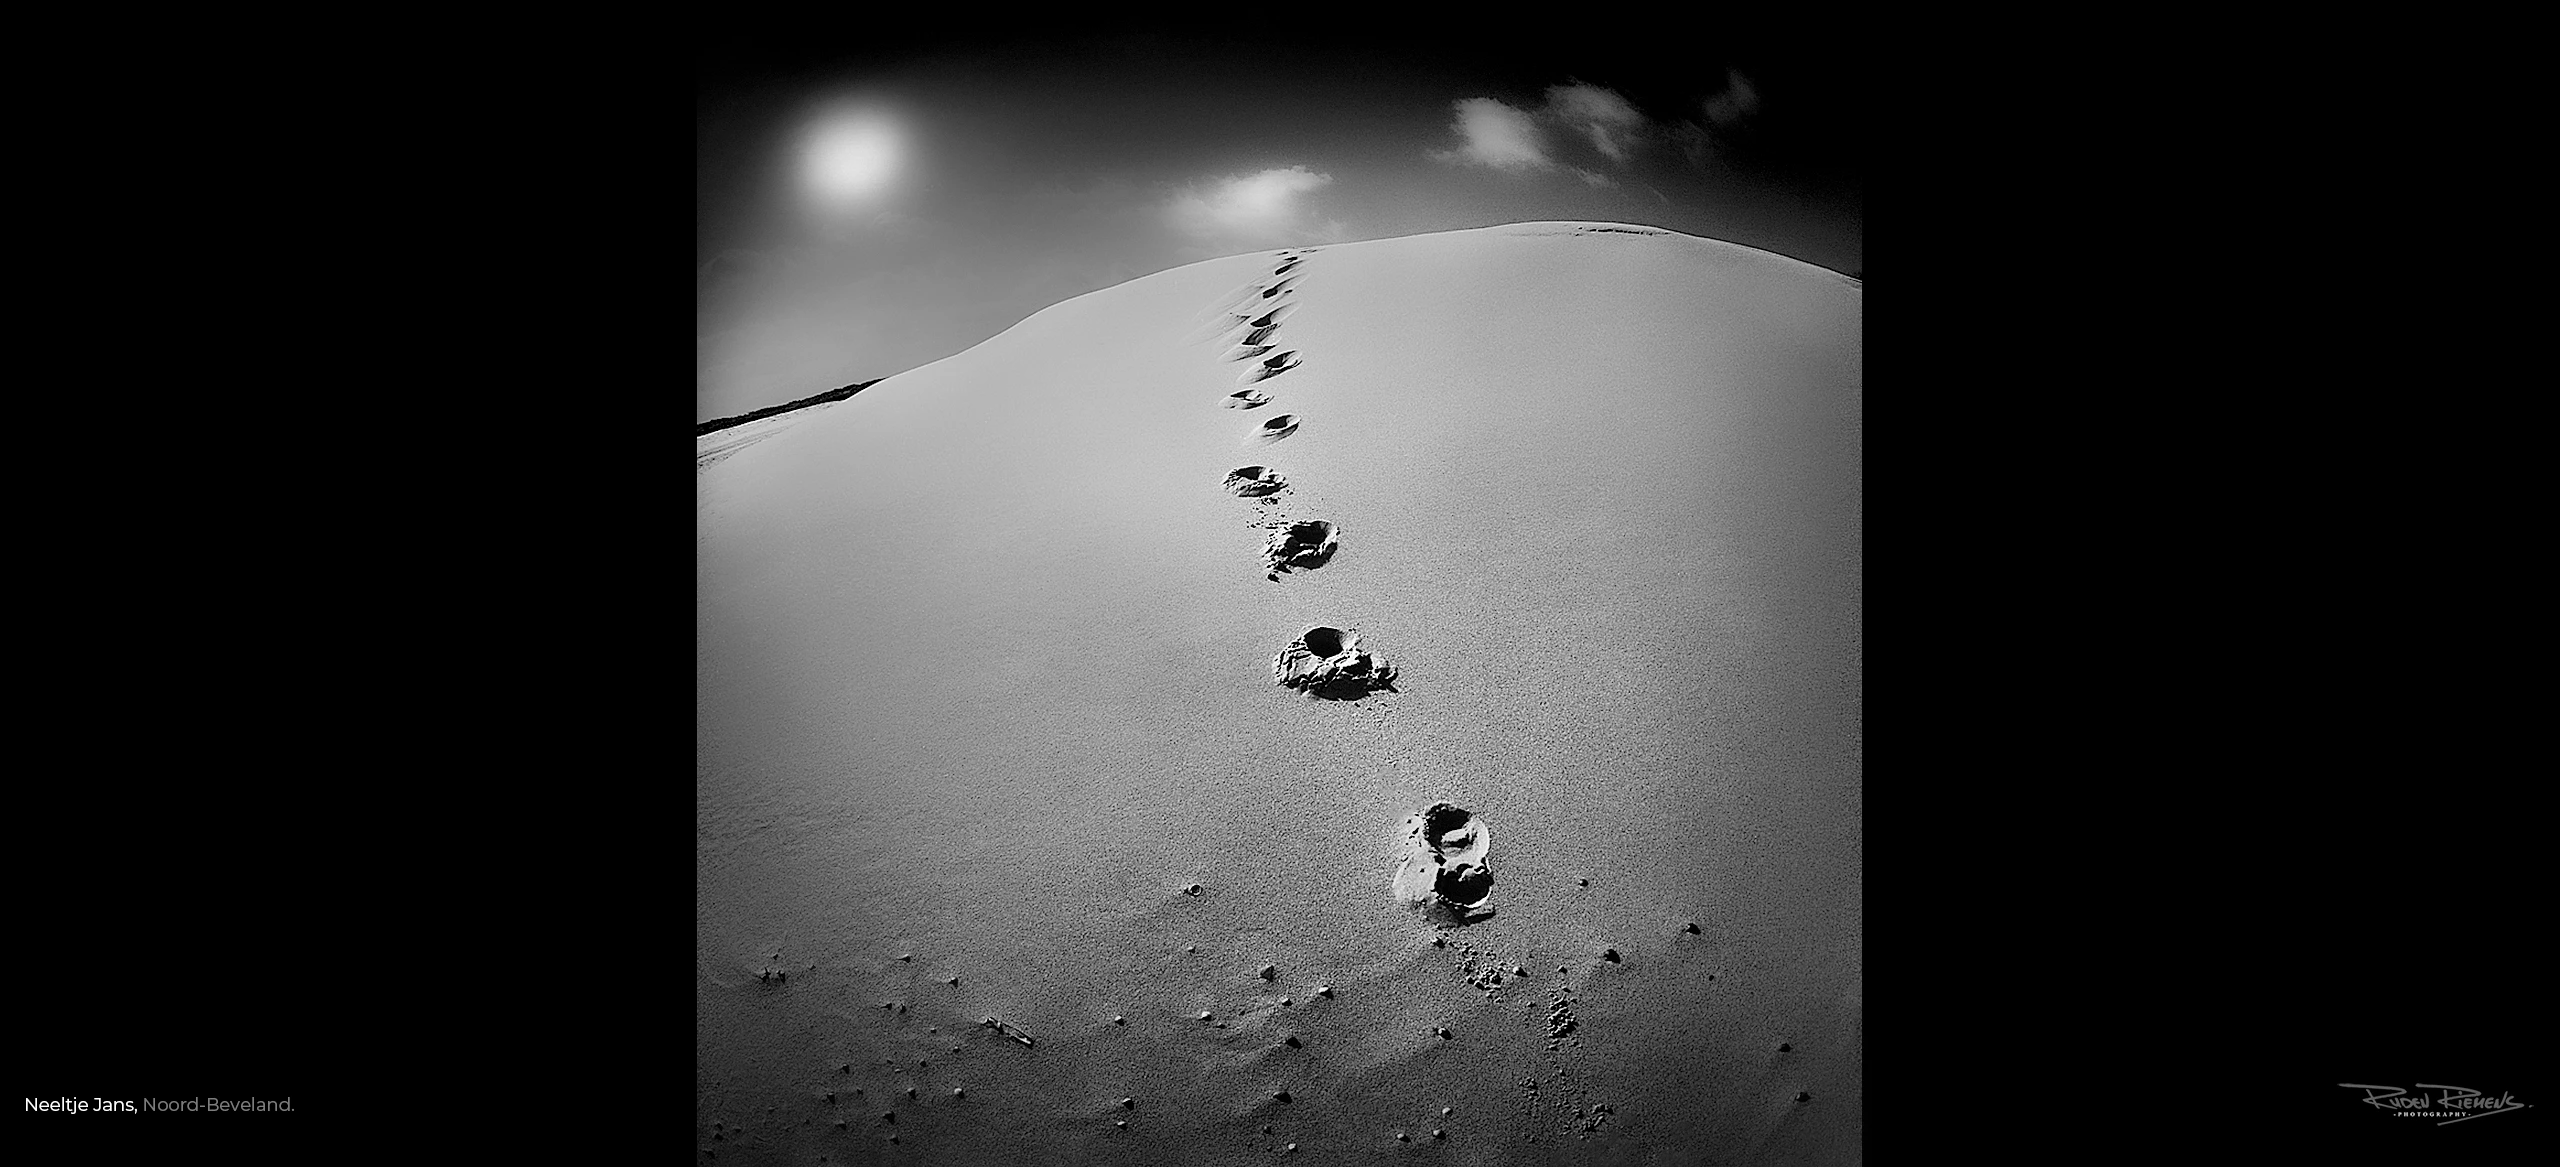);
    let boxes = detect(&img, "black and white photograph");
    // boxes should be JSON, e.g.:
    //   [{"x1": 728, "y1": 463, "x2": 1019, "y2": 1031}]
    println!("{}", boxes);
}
[{"x1": 697, "y1": 28, "x2": 1862, "y2": 1165}]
